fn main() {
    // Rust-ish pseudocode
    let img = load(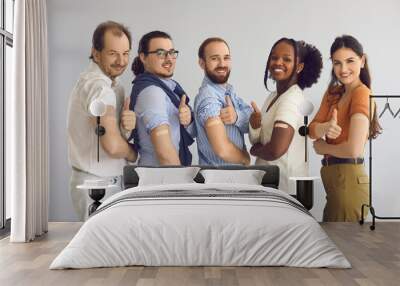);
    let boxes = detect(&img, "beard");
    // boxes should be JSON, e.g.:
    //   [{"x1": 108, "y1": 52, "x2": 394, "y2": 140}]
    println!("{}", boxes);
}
[{"x1": 205, "y1": 66, "x2": 230, "y2": 84}]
